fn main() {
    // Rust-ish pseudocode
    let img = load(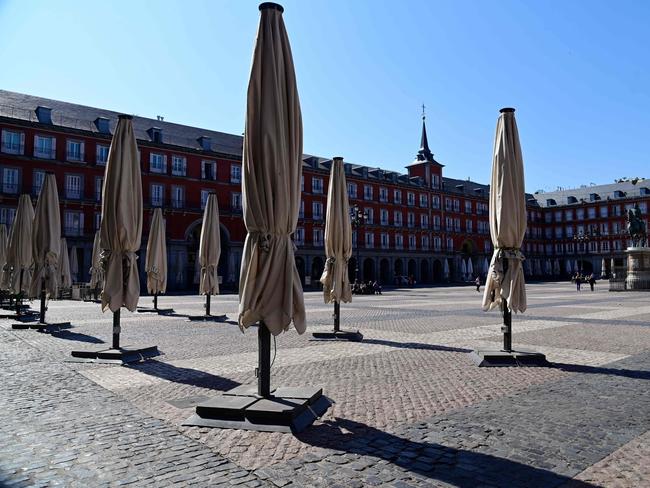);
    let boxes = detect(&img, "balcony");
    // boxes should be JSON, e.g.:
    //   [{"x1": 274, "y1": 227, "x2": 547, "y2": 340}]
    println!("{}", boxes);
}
[
  {"x1": 1, "y1": 183, "x2": 19, "y2": 195},
  {"x1": 34, "y1": 148, "x2": 55, "y2": 159},
  {"x1": 230, "y1": 205, "x2": 243, "y2": 214}
]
